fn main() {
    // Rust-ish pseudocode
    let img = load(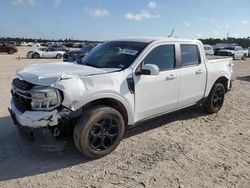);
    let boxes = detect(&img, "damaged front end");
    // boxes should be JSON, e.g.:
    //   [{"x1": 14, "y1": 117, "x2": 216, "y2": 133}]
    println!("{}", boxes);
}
[{"x1": 9, "y1": 78, "x2": 74, "y2": 151}]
